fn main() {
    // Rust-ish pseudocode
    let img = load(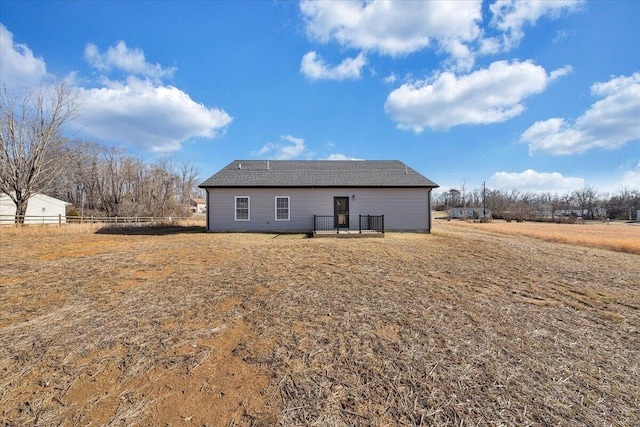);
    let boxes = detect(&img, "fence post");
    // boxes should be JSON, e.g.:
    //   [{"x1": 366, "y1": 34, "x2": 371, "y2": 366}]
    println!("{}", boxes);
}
[
  {"x1": 59, "y1": 214, "x2": 62, "y2": 227},
  {"x1": 359, "y1": 215, "x2": 362, "y2": 233}
]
